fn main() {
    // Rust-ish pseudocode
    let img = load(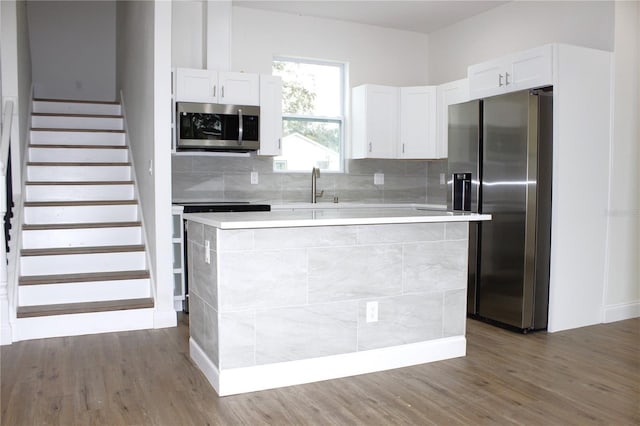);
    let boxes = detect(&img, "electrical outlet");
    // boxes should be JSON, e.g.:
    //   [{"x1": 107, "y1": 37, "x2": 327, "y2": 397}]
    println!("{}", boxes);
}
[
  {"x1": 374, "y1": 173, "x2": 384, "y2": 185},
  {"x1": 250, "y1": 171, "x2": 259, "y2": 185},
  {"x1": 204, "y1": 240, "x2": 211, "y2": 264},
  {"x1": 366, "y1": 301, "x2": 379, "y2": 323},
  {"x1": 440, "y1": 173, "x2": 446, "y2": 185}
]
